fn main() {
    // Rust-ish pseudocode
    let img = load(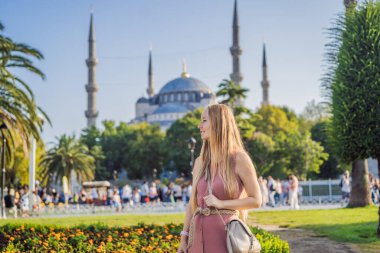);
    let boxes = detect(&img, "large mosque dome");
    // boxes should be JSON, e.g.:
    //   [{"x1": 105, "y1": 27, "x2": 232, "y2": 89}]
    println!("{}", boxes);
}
[
  {"x1": 155, "y1": 71, "x2": 214, "y2": 106},
  {"x1": 159, "y1": 76, "x2": 211, "y2": 94},
  {"x1": 133, "y1": 64, "x2": 217, "y2": 131}
]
